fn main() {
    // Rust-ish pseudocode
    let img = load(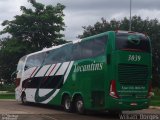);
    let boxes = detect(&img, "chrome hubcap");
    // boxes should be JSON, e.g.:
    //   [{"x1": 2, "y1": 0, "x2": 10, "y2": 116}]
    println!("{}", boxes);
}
[{"x1": 77, "y1": 100, "x2": 83, "y2": 112}]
